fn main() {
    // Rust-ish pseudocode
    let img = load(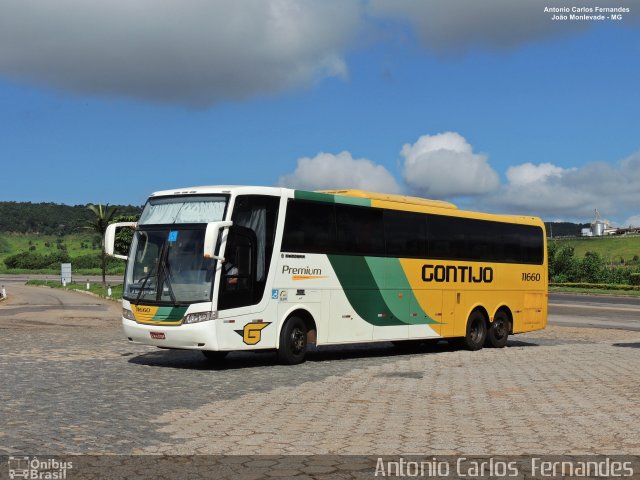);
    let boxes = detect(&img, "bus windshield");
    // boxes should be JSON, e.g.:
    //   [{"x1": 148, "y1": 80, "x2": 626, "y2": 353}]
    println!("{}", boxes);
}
[
  {"x1": 124, "y1": 195, "x2": 228, "y2": 305},
  {"x1": 124, "y1": 227, "x2": 216, "y2": 305},
  {"x1": 138, "y1": 195, "x2": 227, "y2": 225}
]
